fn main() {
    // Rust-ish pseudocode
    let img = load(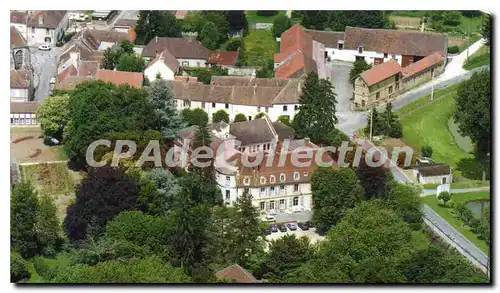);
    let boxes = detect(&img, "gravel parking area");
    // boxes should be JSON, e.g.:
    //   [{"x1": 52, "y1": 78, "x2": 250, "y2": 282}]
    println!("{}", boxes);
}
[{"x1": 265, "y1": 227, "x2": 325, "y2": 245}]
